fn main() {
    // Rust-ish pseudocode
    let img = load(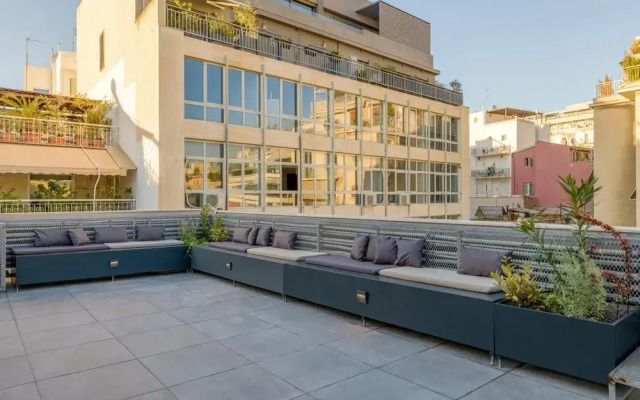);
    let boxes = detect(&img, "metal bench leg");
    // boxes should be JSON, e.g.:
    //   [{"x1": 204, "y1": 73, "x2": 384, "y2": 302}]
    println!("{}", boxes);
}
[
  {"x1": 490, "y1": 353, "x2": 494, "y2": 366},
  {"x1": 362, "y1": 316, "x2": 366, "y2": 327},
  {"x1": 609, "y1": 381, "x2": 616, "y2": 400},
  {"x1": 282, "y1": 293, "x2": 287, "y2": 302},
  {"x1": 497, "y1": 356, "x2": 502, "y2": 369}
]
